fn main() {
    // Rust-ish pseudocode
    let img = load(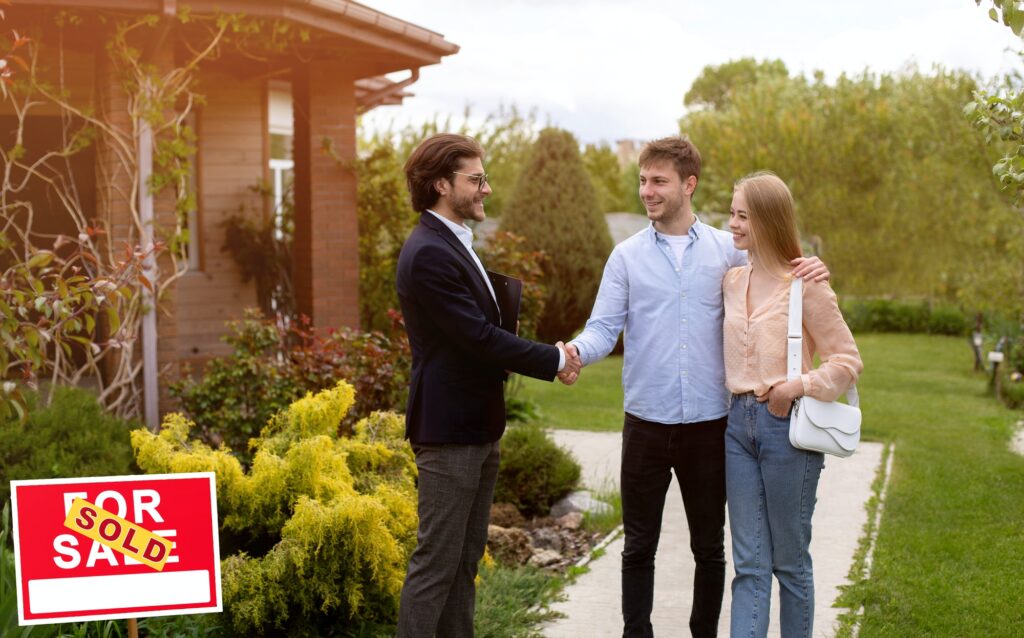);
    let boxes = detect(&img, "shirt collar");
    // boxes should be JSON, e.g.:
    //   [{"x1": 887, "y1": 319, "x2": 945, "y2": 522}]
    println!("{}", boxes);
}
[
  {"x1": 648, "y1": 214, "x2": 703, "y2": 243},
  {"x1": 426, "y1": 209, "x2": 474, "y2": 248}
]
